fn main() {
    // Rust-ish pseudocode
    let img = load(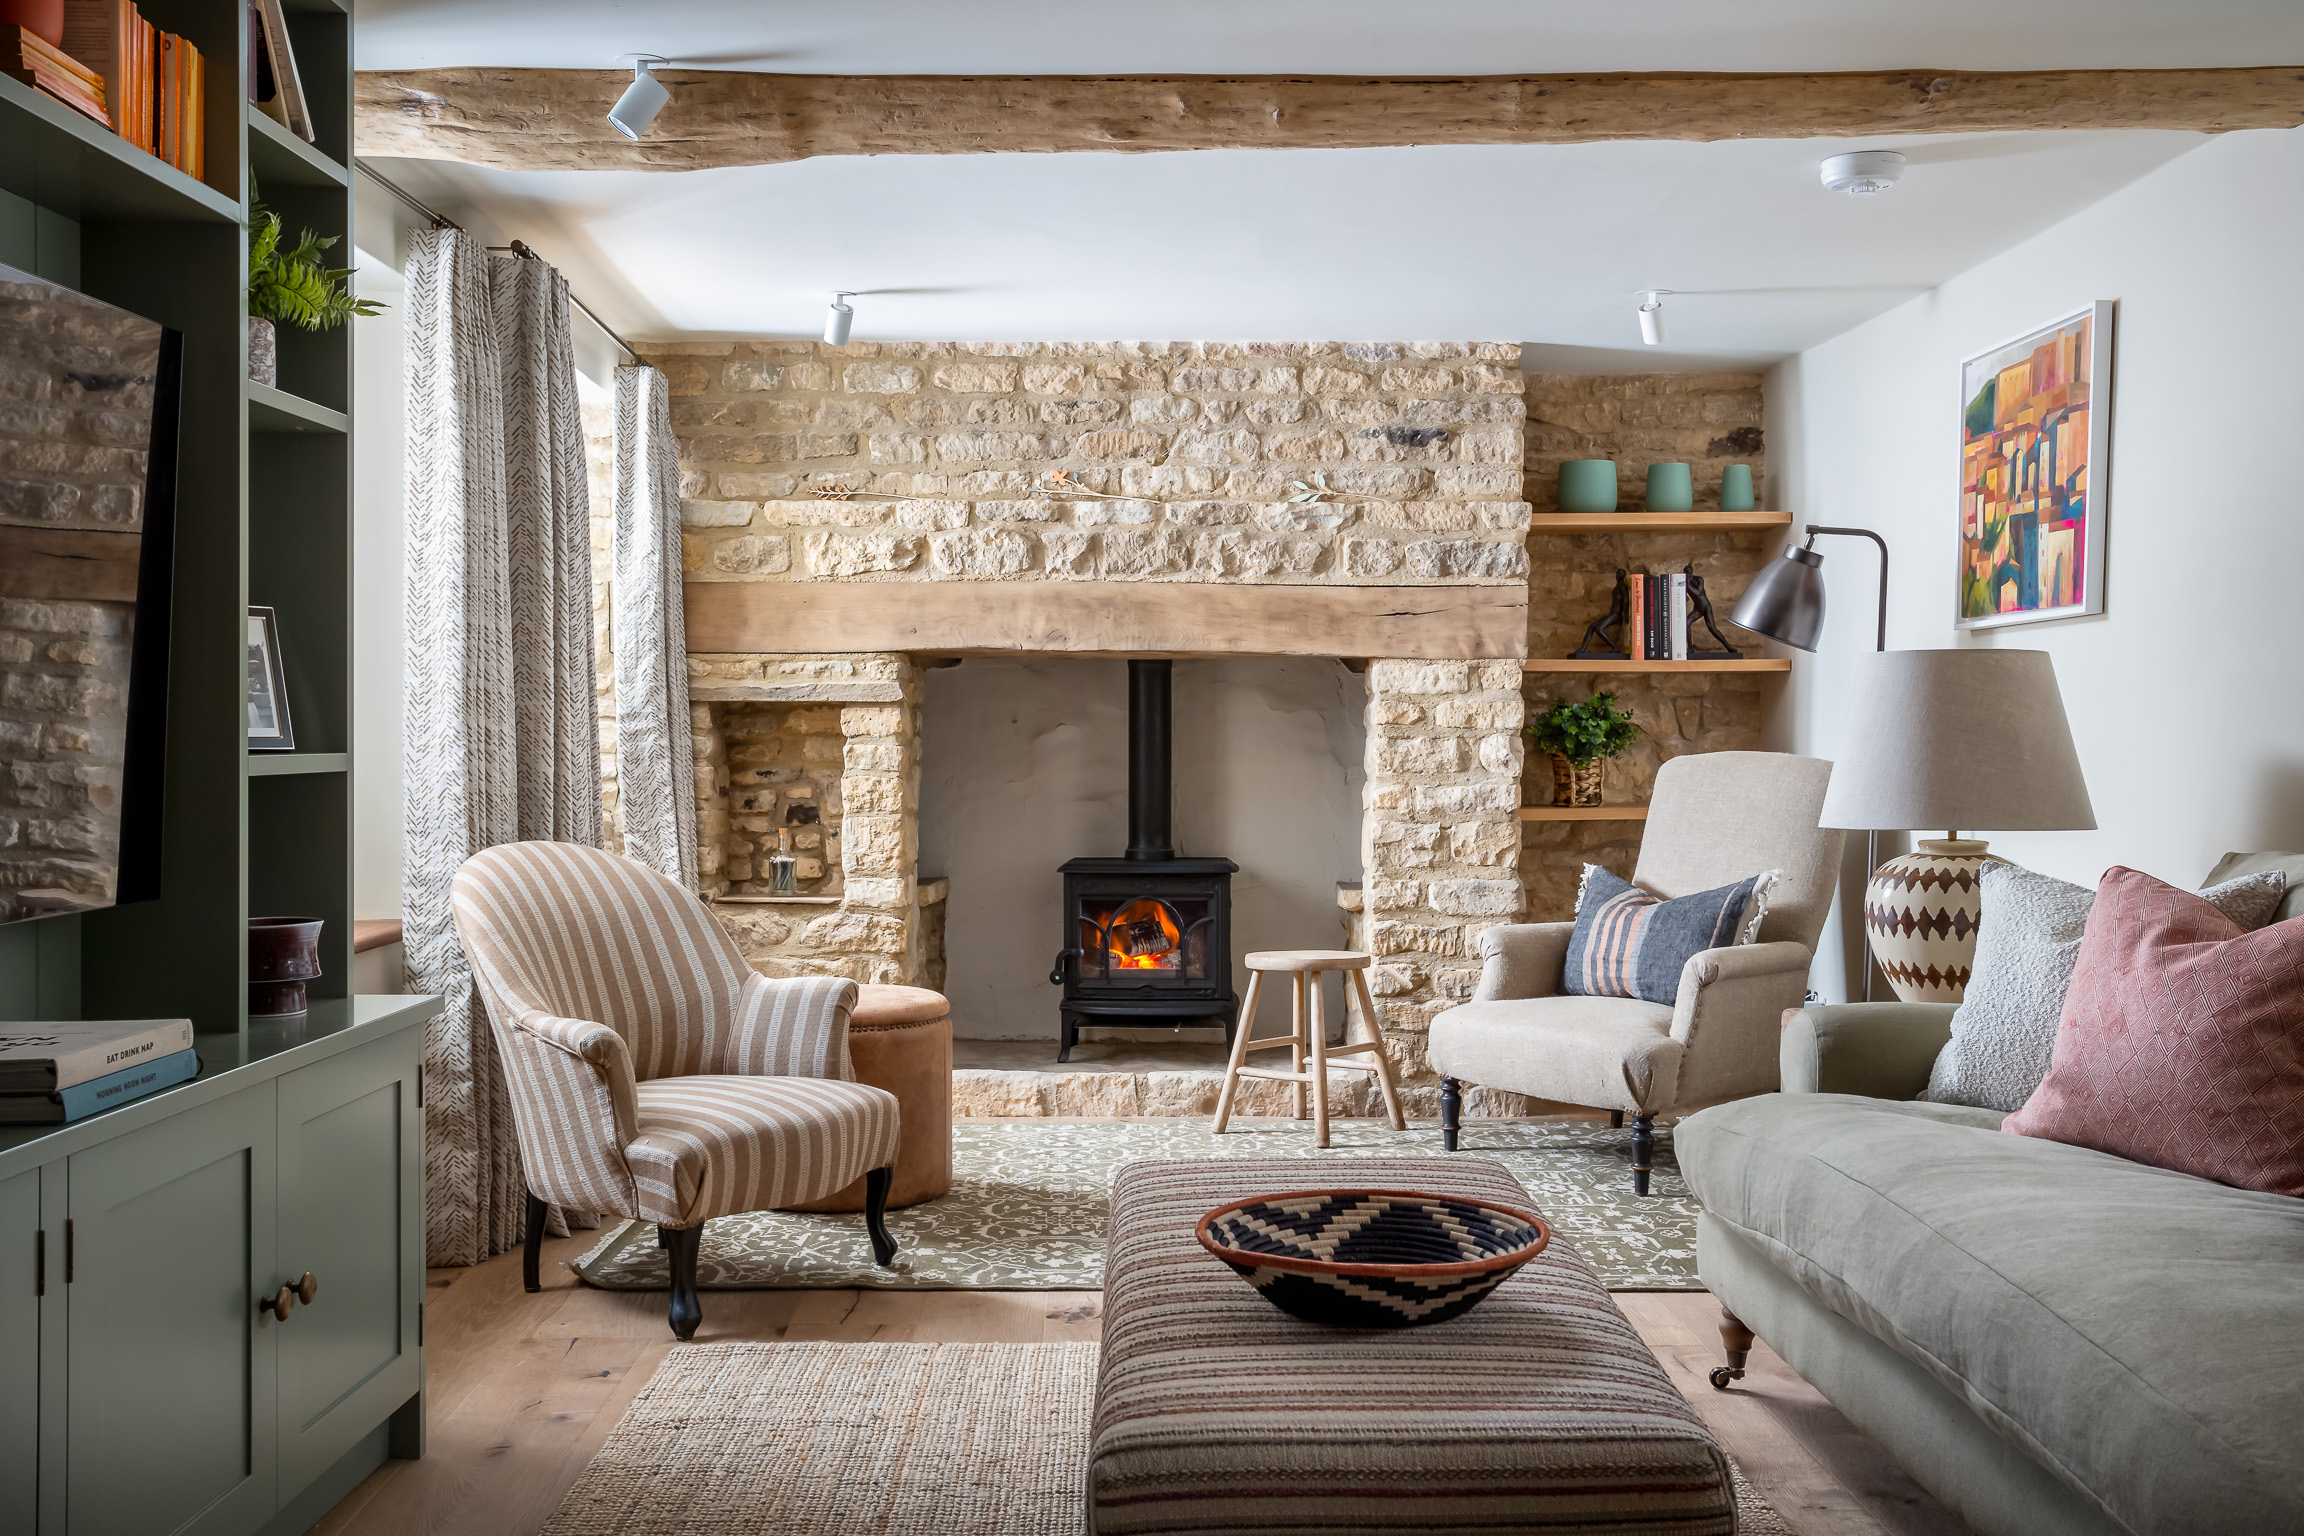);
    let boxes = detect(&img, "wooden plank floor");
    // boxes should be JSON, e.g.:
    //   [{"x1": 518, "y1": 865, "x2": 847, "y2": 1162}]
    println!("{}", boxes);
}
[{"x1": 314, "y1": 1230, "x2": 1969, "y2": 1536}]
